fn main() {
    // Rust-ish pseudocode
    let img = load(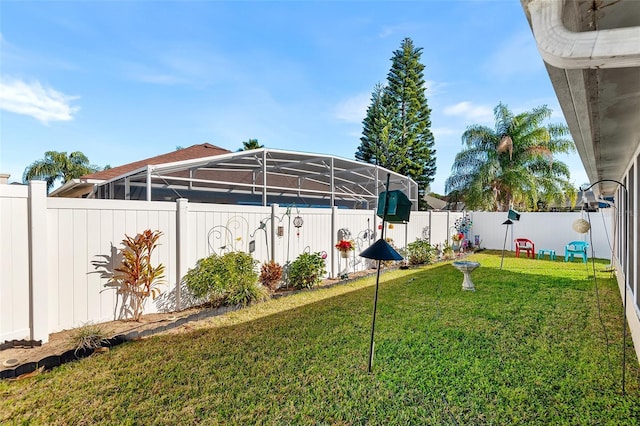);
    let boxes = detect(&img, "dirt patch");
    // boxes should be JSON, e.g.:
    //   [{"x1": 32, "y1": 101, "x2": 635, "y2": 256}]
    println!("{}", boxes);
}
[{"x1": 0, "y1": 307, "x2": 207, "y2": 370}]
